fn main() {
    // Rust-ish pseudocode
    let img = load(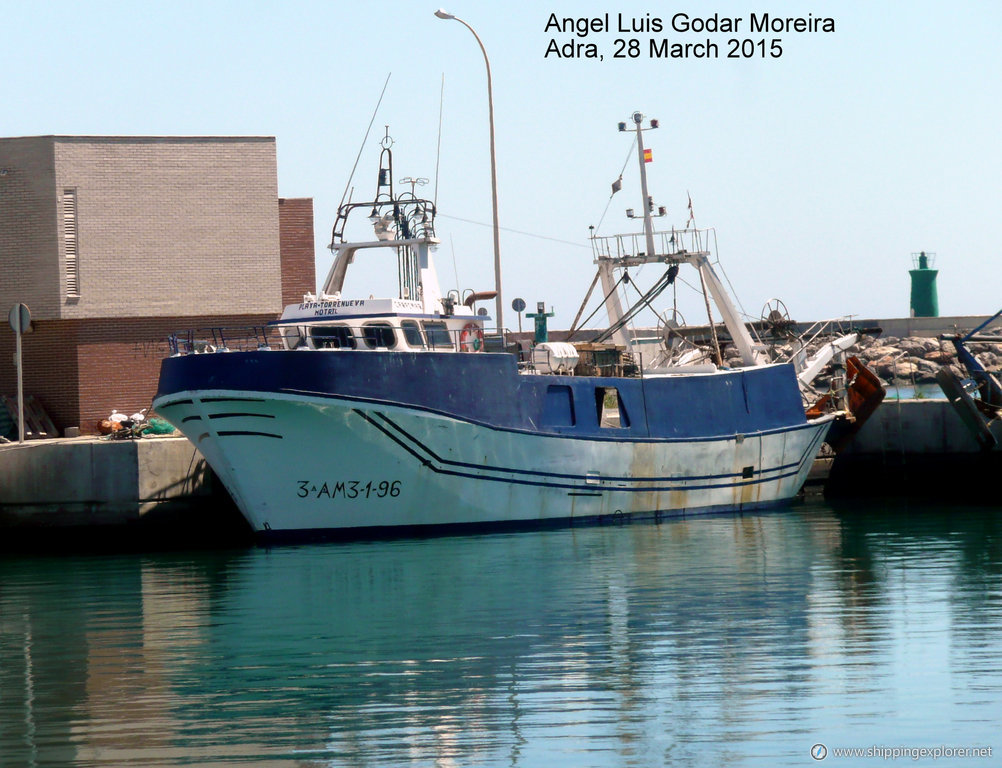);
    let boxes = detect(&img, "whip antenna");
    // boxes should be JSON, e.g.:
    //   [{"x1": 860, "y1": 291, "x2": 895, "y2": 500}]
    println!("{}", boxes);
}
[
  {"x1": 434, "y1": 73, "x2": 445, "y2": 208},
  {"x1": 337, "y1": 73, "x2": 392, "y2": 210}
]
